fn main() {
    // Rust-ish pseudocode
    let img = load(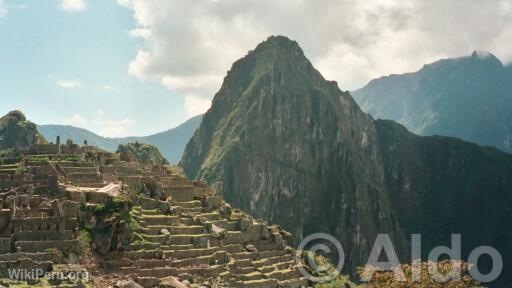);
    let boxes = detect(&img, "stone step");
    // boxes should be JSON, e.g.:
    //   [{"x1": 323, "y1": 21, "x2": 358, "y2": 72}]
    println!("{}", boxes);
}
[
  {"x1": 228, "y1": 258, "x2": 253, "y2": 268},
  {"x1": 140, "y1": 234, "x2": 169, "y2": 244},
  {"x1": 170, "y1": 200, "x2": 202, "y2": 209},
  {"x1": 176, "y1": 264, "x2": 225, "y2": 278},
  {"x1": 230, "y1": 252, "x2": 258, "y2": 261},
  {"x1": 15, "y1": 239, "x2": 79, "y2": 253},
  {"x1": 15, "y1": 230, "x2": 76, "y2": 241},
  {"x1": 230, "y1": 265, "x2": 257, "y2": 275},
  {"x1": 167, "y1": 225, "x2": 205, "y2": 235},
  {"x1": 274, "y1": 260, "x2": 296, "y2": 270},
  {"x1": 207, "y1": 219, "x2": 238, "y2": 231},
  {"x1": 278, "y1": 277, "x2": 309, "y2": 288},
  {"x1": 256, "y1": 265, "x2": 275, "y2": 274},
  {"x1": 70, "y1": 181, "x2": 106, "y2": 188},
  {"x1": 264, "y1": 268, "x2": 301, "y2": 281},
  {"x1": 195, "y1": 212, "x2": 221, "y2": 221},
  {"x1": 133, "y1": 259, "x2": 174, "y2": 269},
  {"x1": 140, "y1": 209, "x2": 161, "y2": 215},
  {"x1": 173, "y1": 252, "x2": 227, "y2": 267},
  {"x1": 0, "y1": 252, "x2": 63, "y2": 264},
  {"x1": 162, "y1": 186, "x2": 197, "y2": 202},
  {"x1": 168, "y1": 234, "x2": 211, "y2": 246},
  {"x1": 134, "y1": 196, "x2": 166, "y2": 210},
  {"x1": 252, "y1": 255, "x2": 294, "y2": 268},
  {"x1": 233, "y1": 271, "x2": 264, "y2": 281},
  {"x1": 179, "y1": 207, "x2": 204, "y2": 214},
  {"x1": 258, "y1": 249, "x2": 290, "y2": 259},
  {"x1": 219, "y1": 244, "x2": 244, "y2": 254},
  {"x1": 139, "y1": 215, "x2": 180, "y2": 226},
  {"x1": 161, "y1": 244, "x2": 194, "y2": 251},
  {"x1": 0, "y1": 258, "x2": 53, "y2": 274},
  {"x1": 100, "y1": 259, "x2": 134, "y2": 270},
  {"x1": 141, "y1": 225, "x2": 204, "y2": 235},
  {"x1": 61, "y1": 167, "x2": 98, "y2": 174},
  {"x1": 230, "y1": 278, "x2": 279, "y2": 288},
  {"x1": 105, "y1": 249, "x2": 163, "y2": 261},
  {"x1": 180, "y1": 218, "x2": 195, "y2": 225},
  {"x1": 125, "y1": 242, "x2": 161, "y2": 252},
  {"x1": 164, "y1": 247, "x2": 218, "y2": 260}
]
